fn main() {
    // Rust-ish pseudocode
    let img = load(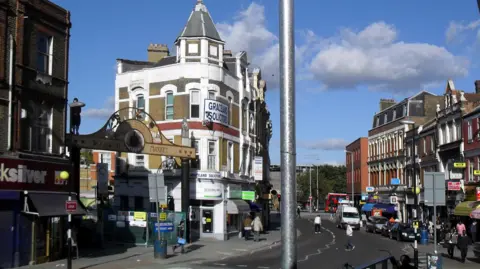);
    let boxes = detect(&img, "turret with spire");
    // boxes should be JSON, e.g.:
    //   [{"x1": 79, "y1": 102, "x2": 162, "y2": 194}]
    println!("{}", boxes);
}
[{"x1": 175, "y1": 0, "x2": 225, "y2": 66}]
